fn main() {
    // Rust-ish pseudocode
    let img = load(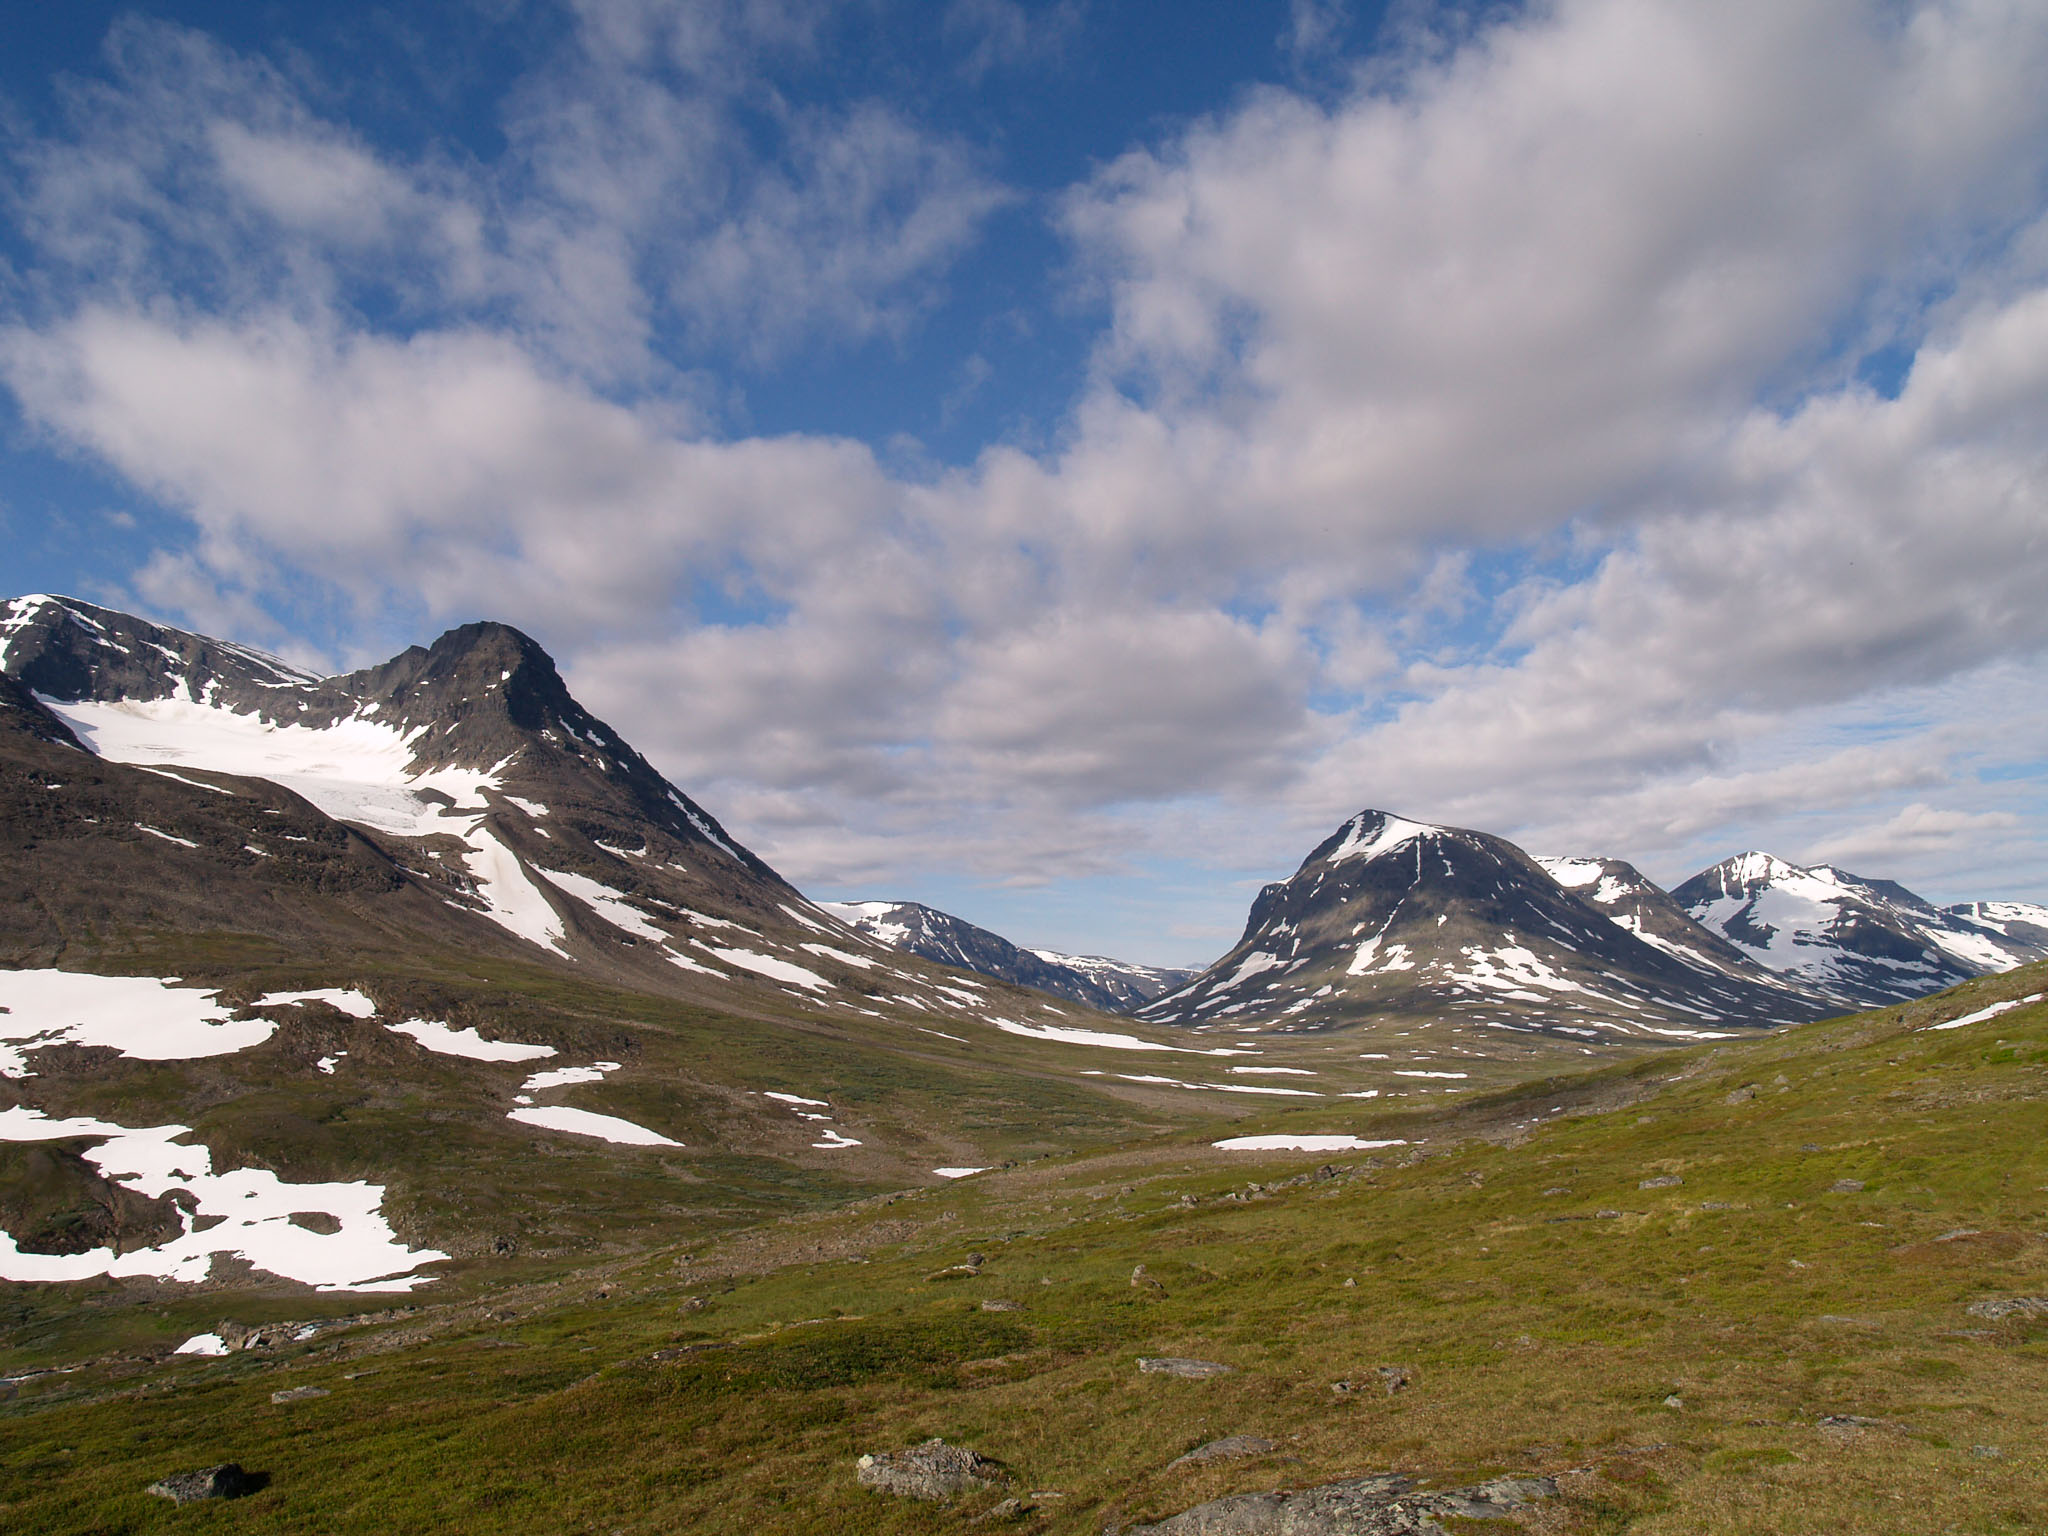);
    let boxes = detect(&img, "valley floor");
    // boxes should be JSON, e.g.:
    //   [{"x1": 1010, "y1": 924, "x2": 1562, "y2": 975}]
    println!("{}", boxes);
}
[{"x1": 3, "y1": 968, "x2": 2045, "y2": 1534}]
